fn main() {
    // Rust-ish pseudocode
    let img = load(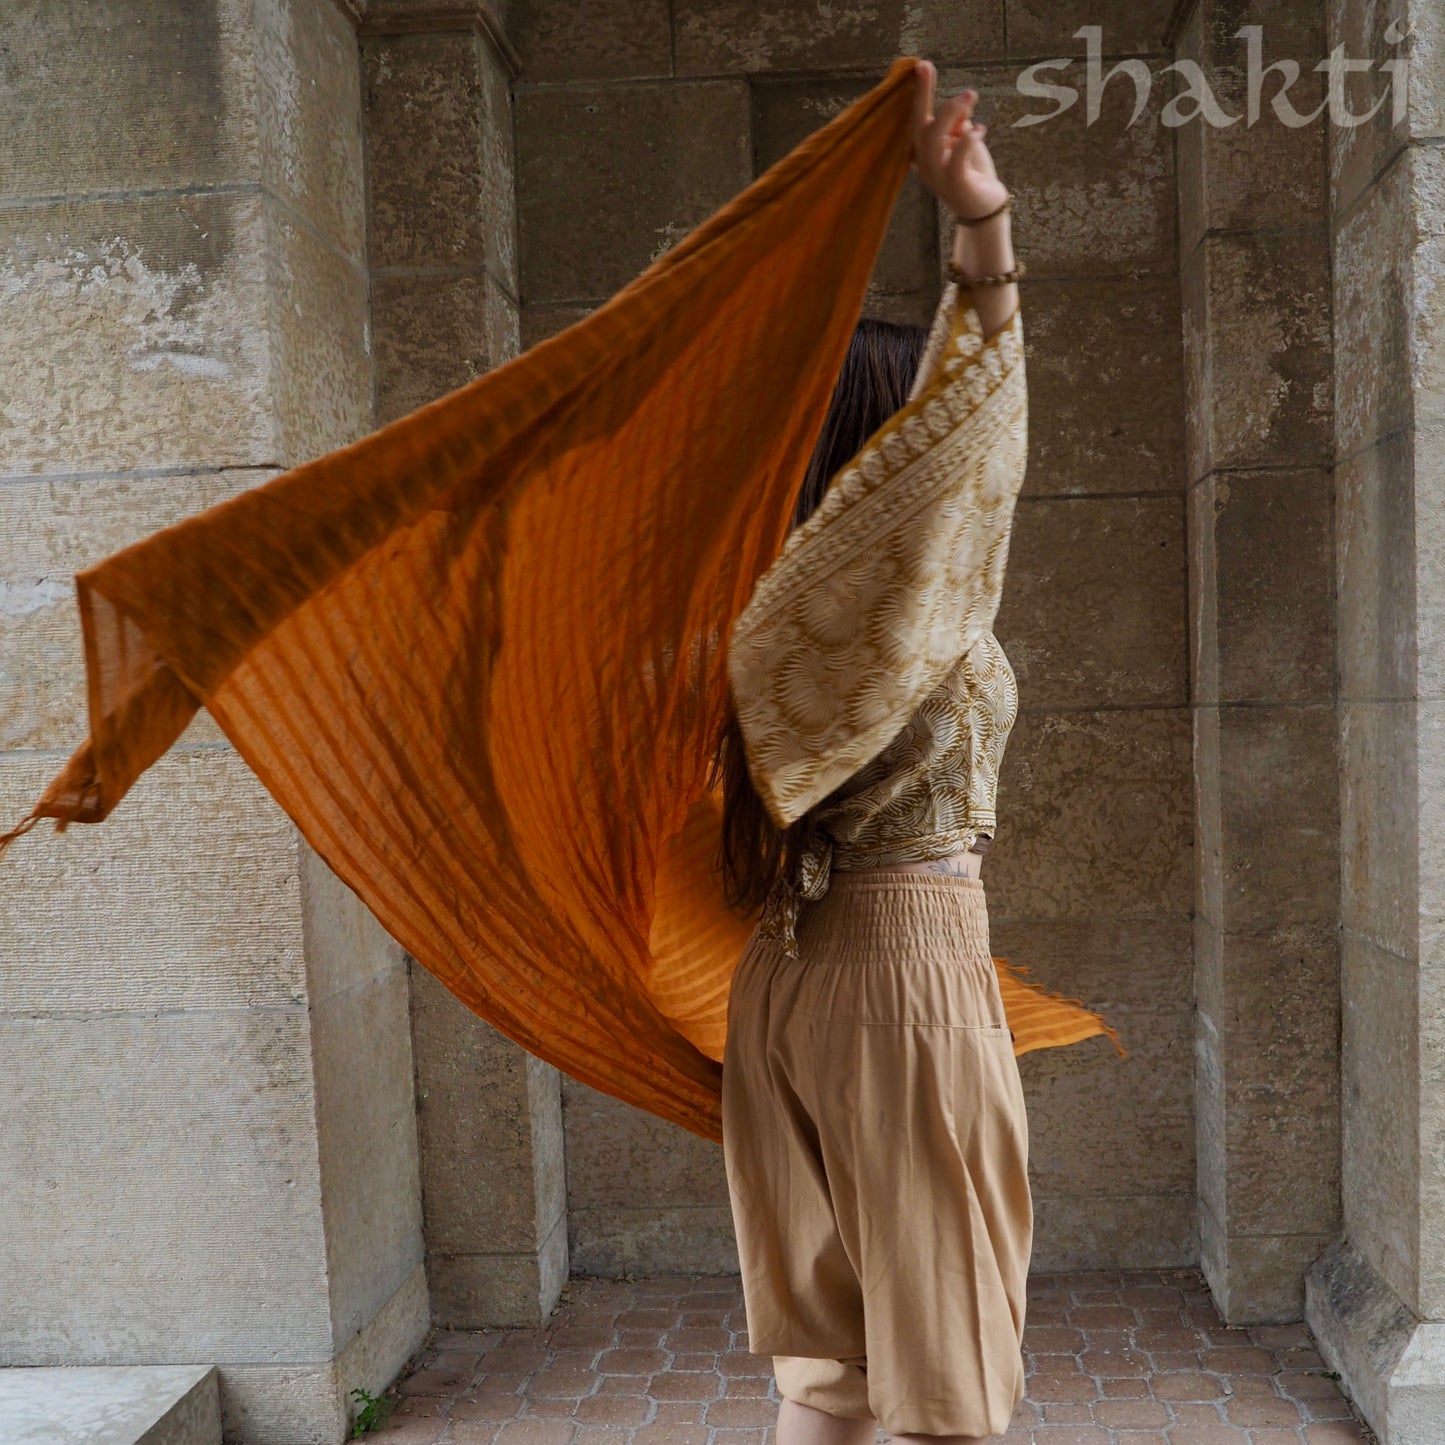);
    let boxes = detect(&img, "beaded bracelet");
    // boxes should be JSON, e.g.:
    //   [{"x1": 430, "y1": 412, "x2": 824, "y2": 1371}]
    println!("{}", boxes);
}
[{"x1": 946, "y1": 258, "x2": 1026, "y2": 288}]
